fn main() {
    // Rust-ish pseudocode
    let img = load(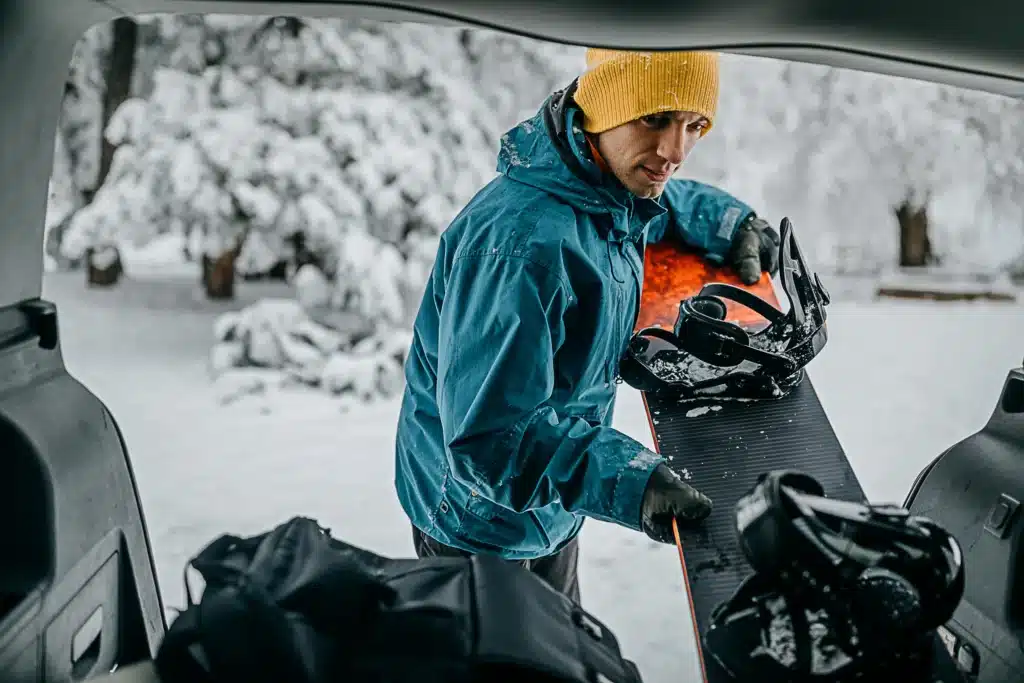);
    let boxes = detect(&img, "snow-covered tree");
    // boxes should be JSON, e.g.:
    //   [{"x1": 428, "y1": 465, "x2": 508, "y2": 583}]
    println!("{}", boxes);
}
[
  {"x1": 44, "y1": 21, "x2": 111, "y2": 266},
  {"x1": 697, "y1": 55, "x2": 1024, "y2": 274},
  {"x1": 50, "y1": 18, "x2": 1024, "y2": 284},
  {"x1": 58, "y1": 15, "x2": 581, "y2": 317}
]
